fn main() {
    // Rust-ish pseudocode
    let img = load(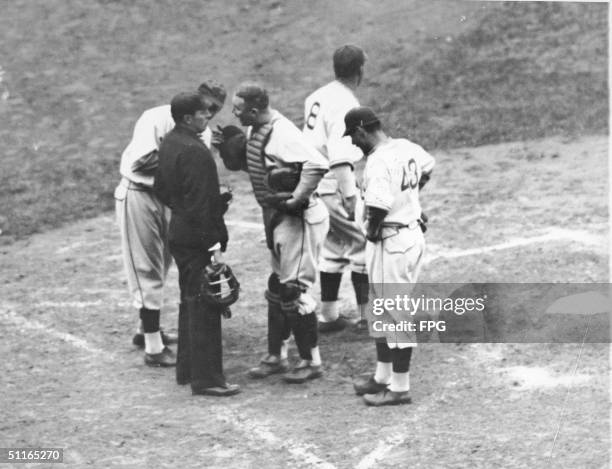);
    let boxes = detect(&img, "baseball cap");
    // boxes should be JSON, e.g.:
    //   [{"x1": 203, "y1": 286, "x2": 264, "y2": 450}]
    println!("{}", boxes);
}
[
  {"x1": 198, "y1": 80, "x2": 227, "y2": 107},
  {"x1": 343, "y1": 106, "x2": 380, "y2": 136}
]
